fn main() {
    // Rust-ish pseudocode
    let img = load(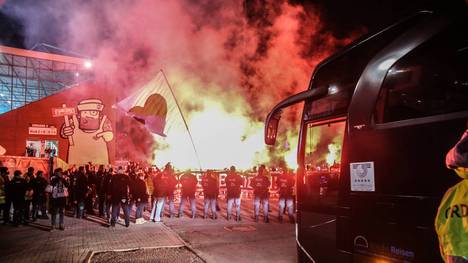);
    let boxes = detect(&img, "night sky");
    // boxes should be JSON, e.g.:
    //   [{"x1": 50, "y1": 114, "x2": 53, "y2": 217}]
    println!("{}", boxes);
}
[
  {"x1": 0, "y1": 0, "x2": 465, "y2": 50},
  {"x1": 0, "y1": 10, "x2": 25, "y2": 48},
  {"x1": 299, "y1": 0, "x2": 466, "y2": 37}
]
